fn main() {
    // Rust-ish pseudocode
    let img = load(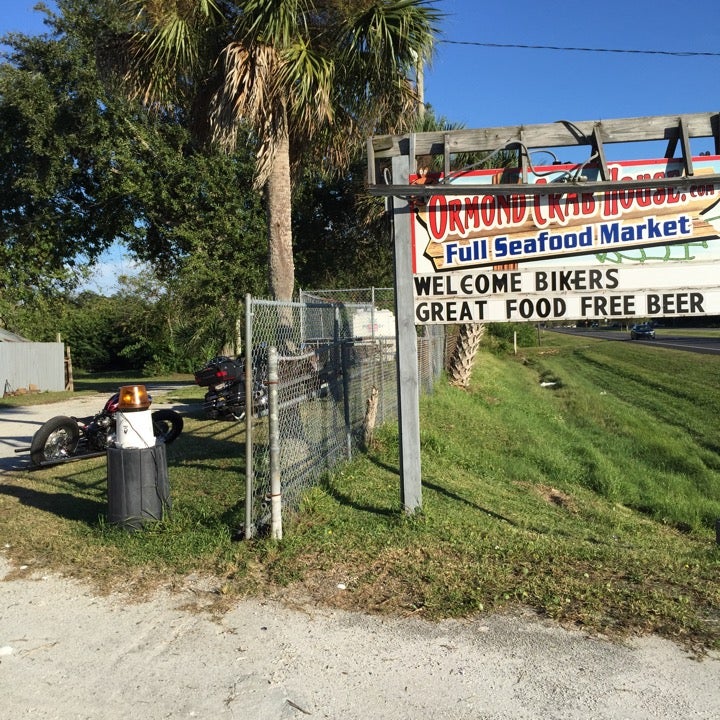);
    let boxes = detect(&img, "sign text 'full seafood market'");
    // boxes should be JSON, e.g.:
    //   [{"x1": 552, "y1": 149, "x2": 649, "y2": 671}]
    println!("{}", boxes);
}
[{"x1": 411, "y1": 157, "x2": 720, "y2": 274}]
